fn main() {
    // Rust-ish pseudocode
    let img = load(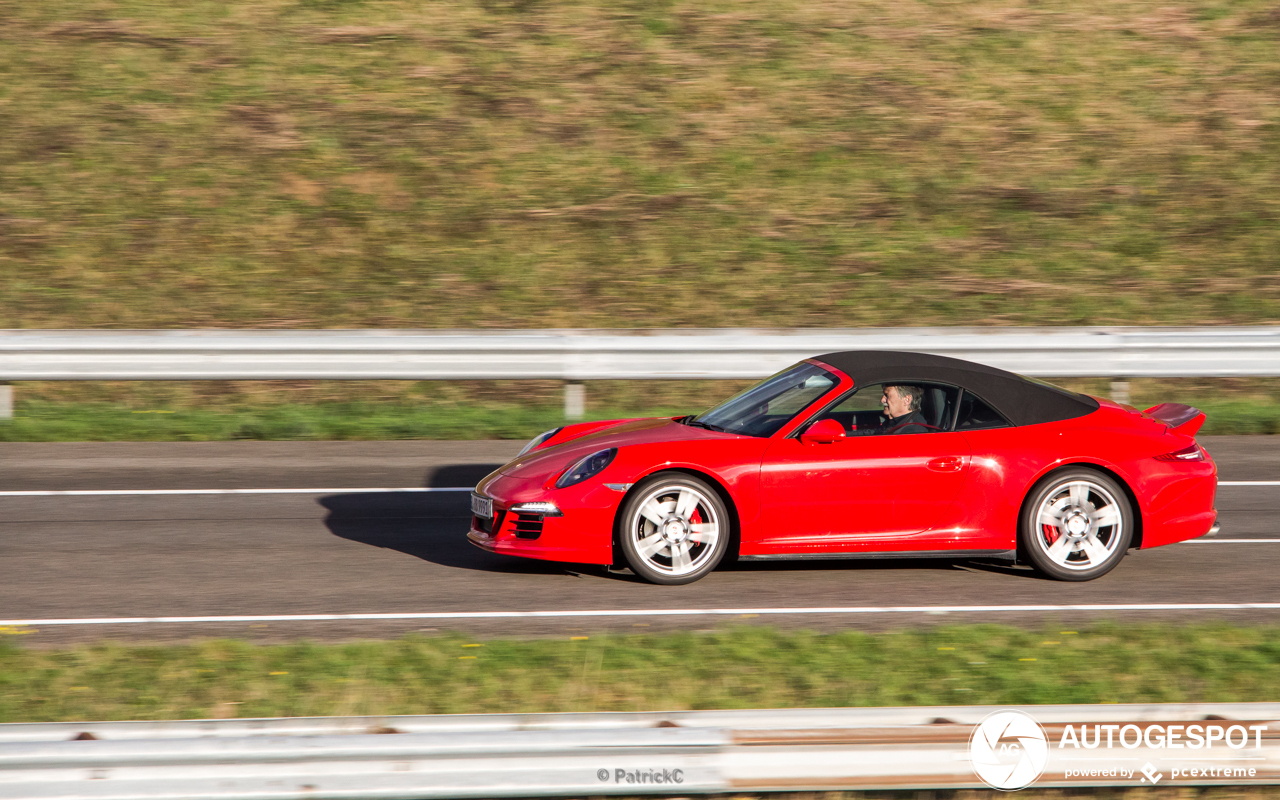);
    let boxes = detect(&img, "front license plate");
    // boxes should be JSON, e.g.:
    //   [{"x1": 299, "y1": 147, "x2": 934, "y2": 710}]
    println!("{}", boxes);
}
[{"x1": 471, "y1": 493, "x2": 493, "y2": 518}]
